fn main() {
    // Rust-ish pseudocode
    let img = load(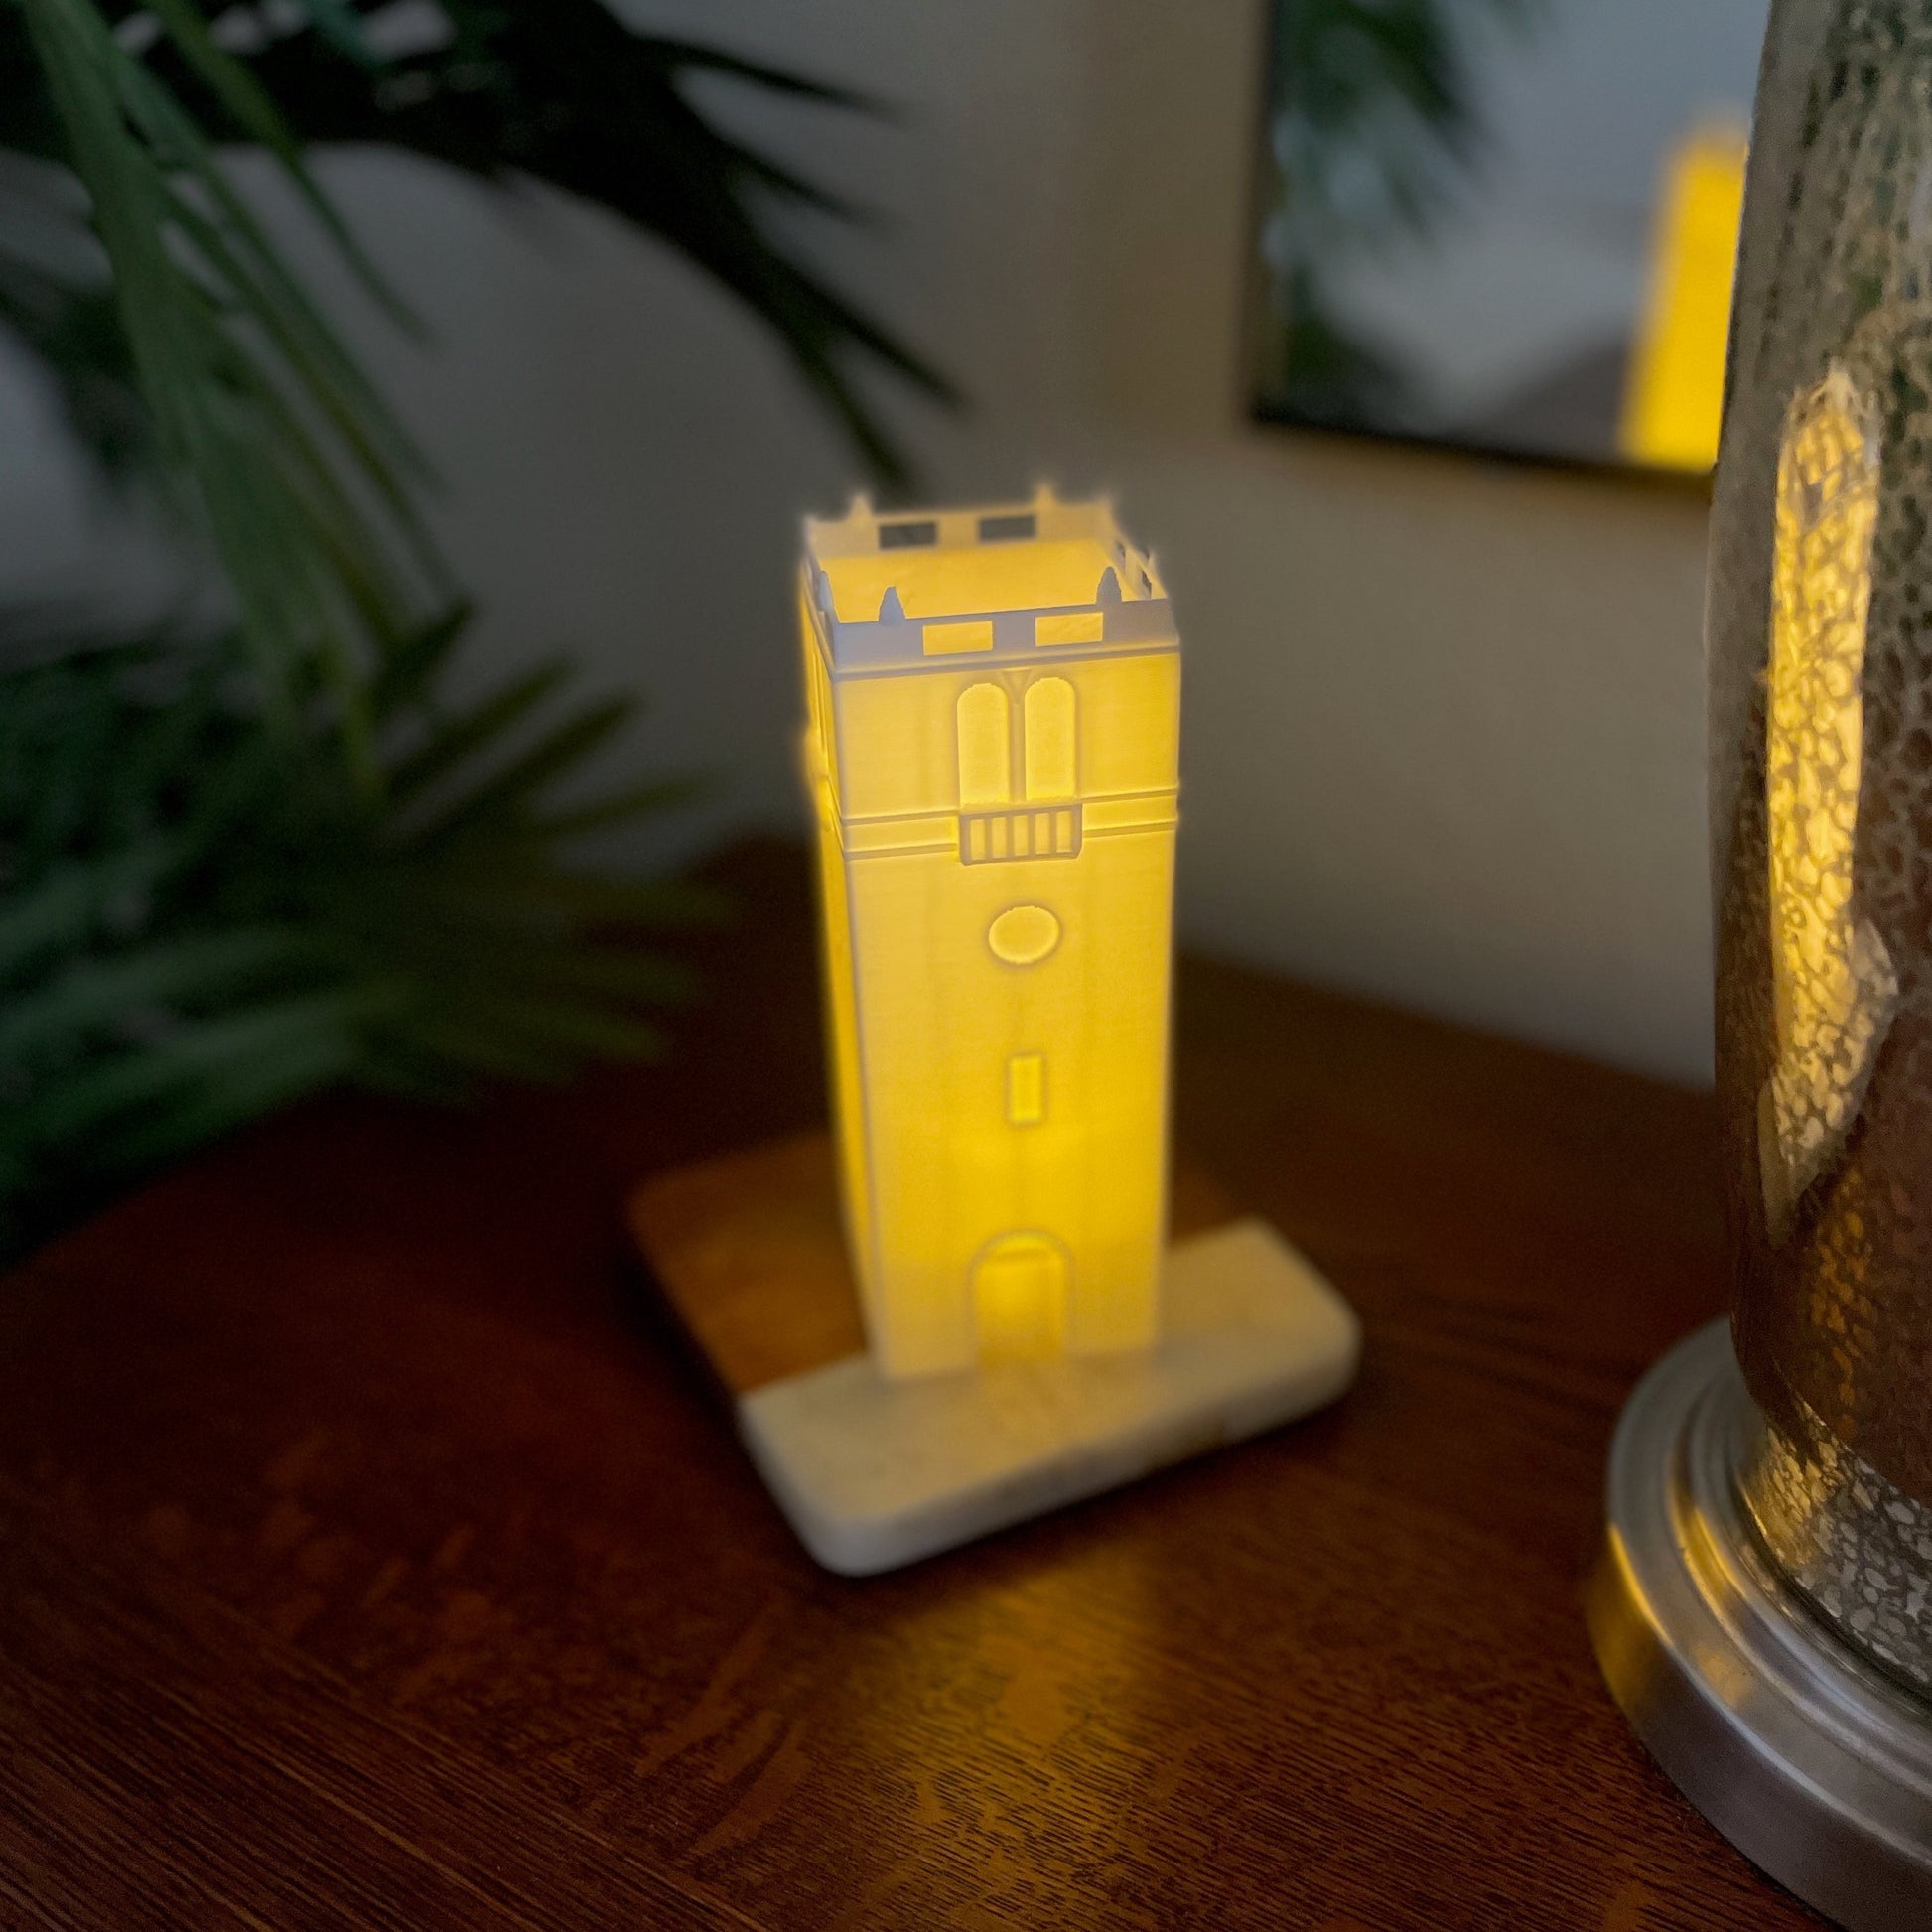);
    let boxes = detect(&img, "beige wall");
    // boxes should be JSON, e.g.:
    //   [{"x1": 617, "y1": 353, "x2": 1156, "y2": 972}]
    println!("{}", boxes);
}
[
  {"x1": 1061, "y1": 3, "x2": 1715, "y2": 1083},
  {"x1": 0, "y1": 0, "x2": 1718, "y2": 1081}
]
